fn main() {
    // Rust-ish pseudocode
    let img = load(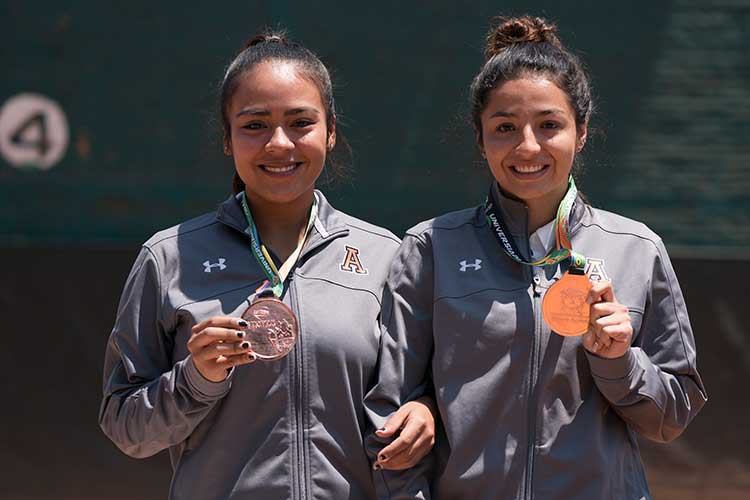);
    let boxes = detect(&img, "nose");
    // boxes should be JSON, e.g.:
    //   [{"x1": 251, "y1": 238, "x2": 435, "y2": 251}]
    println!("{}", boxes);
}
[
  {"x1": 515, "y1": 125, "x2": 541, "y2": 157},
  {"x1": 265, "y1": 126, "x2": 294, "y2": 153}
]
